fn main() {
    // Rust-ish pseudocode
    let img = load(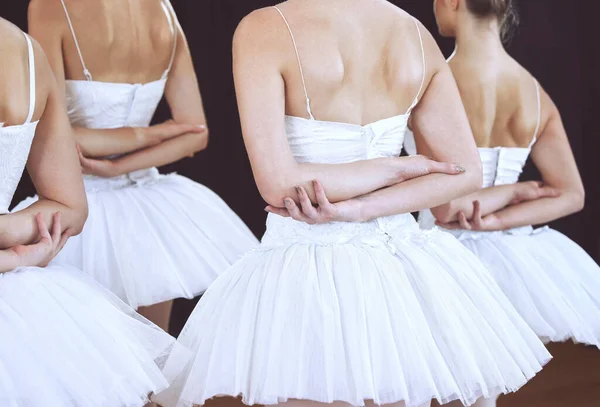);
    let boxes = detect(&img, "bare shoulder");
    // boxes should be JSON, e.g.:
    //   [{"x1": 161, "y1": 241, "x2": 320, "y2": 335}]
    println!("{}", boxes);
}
[{"x1": 28, "y1": 0, "x2": 67, "y2": 28}]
